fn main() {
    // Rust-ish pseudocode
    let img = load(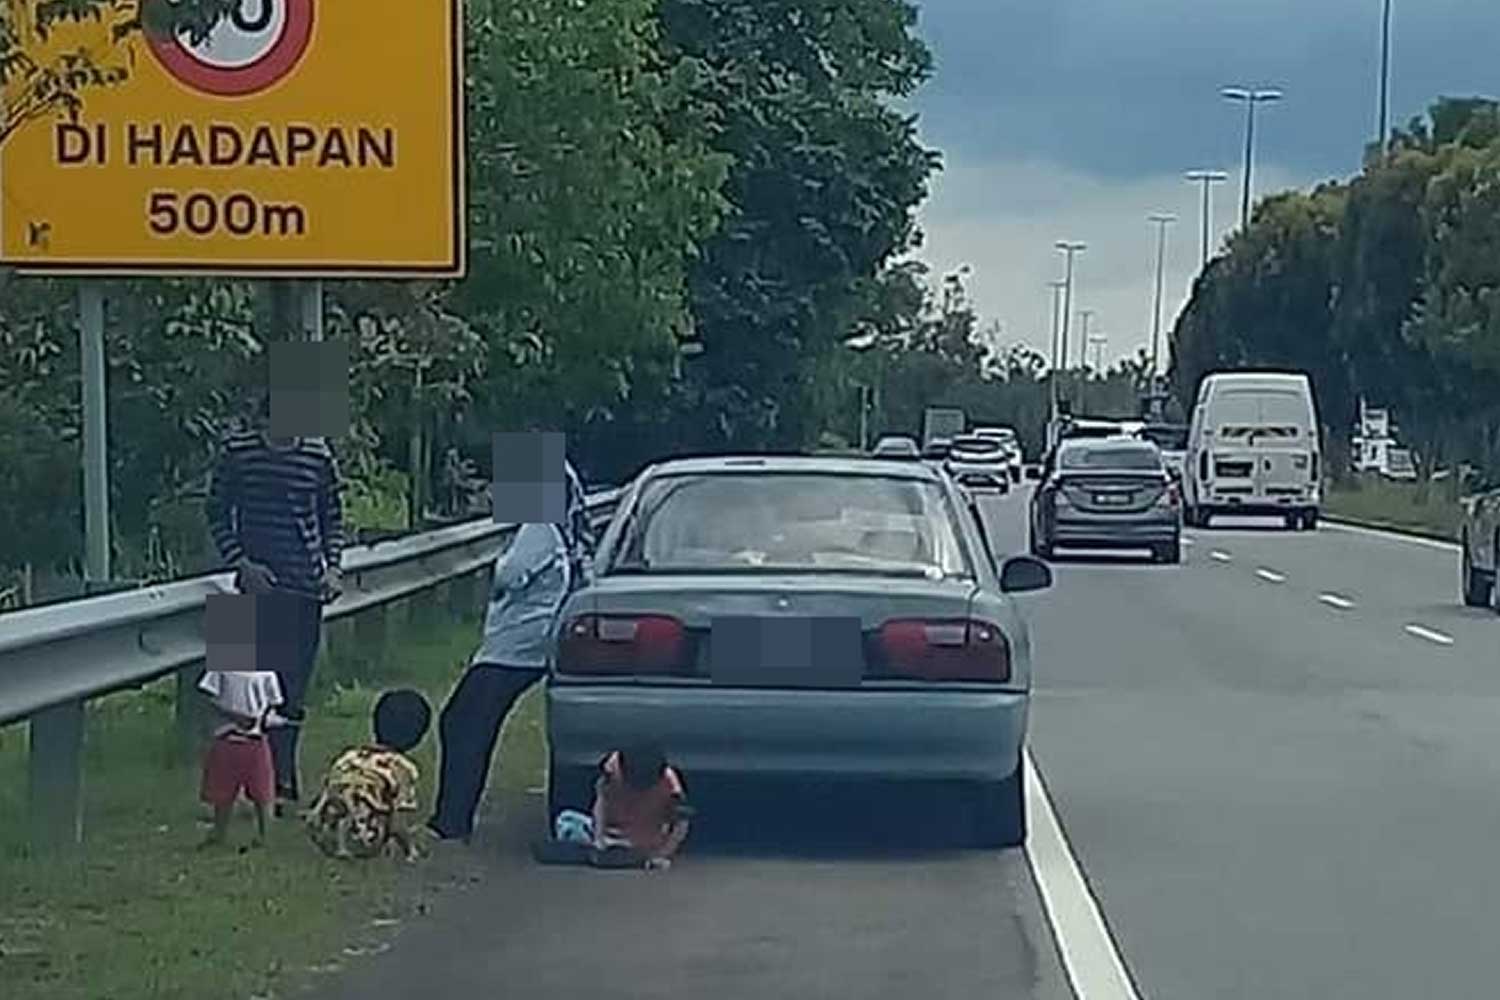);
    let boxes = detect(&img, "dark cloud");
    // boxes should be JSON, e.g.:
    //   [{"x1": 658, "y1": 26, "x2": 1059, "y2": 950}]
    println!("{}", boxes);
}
[{"x1": 913, "y1": 0, "x2": 1500, "y2": 180}]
